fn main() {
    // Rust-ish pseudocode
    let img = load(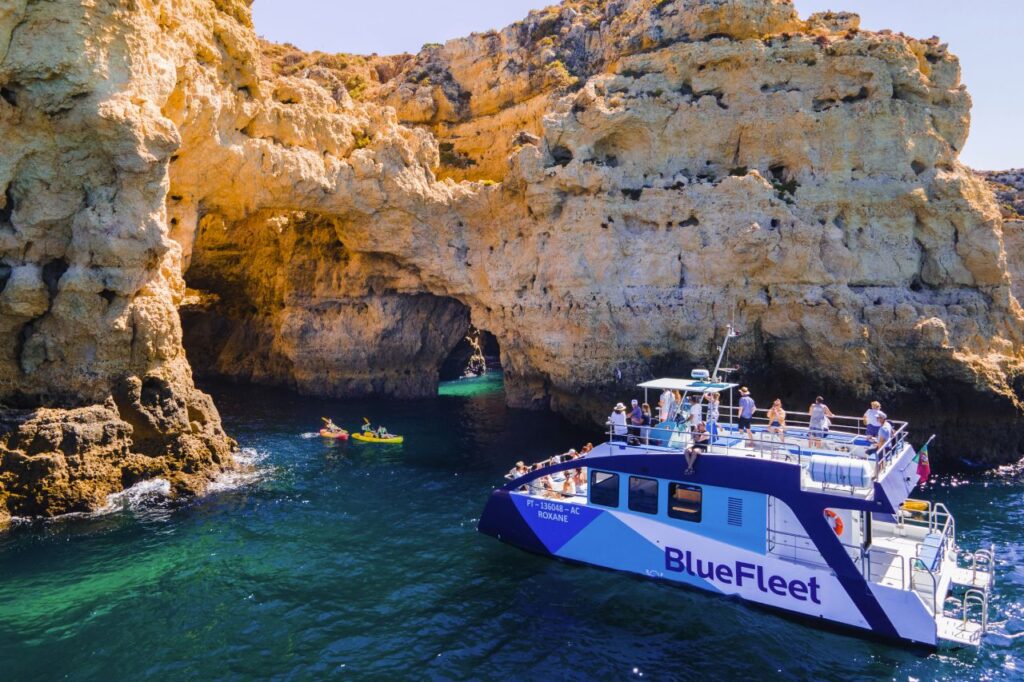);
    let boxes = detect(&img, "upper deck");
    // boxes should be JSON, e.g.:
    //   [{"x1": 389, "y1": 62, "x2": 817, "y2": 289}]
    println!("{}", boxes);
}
[{"x1": 507, "y1": 401, "x2": 915, "y2": 507}]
